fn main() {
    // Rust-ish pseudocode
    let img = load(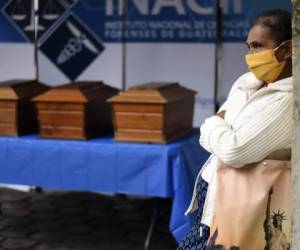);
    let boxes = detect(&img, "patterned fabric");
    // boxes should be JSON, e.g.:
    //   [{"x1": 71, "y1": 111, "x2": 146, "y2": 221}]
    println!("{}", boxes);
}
[{"x1": 177, "y1": 178, "x2": 210, "y2": 250}]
